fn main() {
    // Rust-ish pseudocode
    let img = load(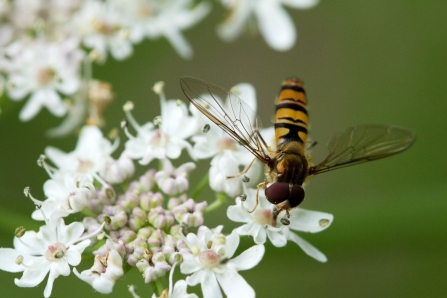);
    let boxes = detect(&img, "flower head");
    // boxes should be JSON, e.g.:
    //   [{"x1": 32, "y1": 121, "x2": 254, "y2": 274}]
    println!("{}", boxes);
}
[
  {"x1": 181, "y1": 226, "x2": 264, "y2": 298},
  {"x1": 227, "y1": 187, "x2": 333, "y2": 262},
  {"x1": 218, "y1": 0, "x2": 318, "y2": 51},
  {"x1": 0, "y1": 218, "x2": 101, "y2": 297}
]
